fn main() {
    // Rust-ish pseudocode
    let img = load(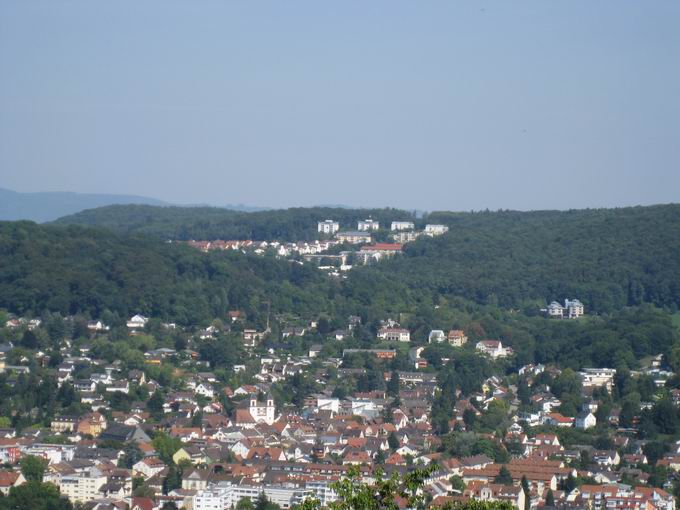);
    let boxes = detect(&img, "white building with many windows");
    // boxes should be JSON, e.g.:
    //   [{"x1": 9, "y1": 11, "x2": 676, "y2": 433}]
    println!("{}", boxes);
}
[
  {"x1": 317, "y1": 220, "x2": 340, "y2": 234},
  {"x1": 357, "y1": 219, "x2": 379, "y2": 231},
  {"x1": 424, "y1": 224, "x2": 449, "y2": 235},
  {"x1": 57, "y1": 467, "x2": 107, "y2": 503},
  {"x1": 390, "y1": 221, "x2": 415, "y2": 231}
]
